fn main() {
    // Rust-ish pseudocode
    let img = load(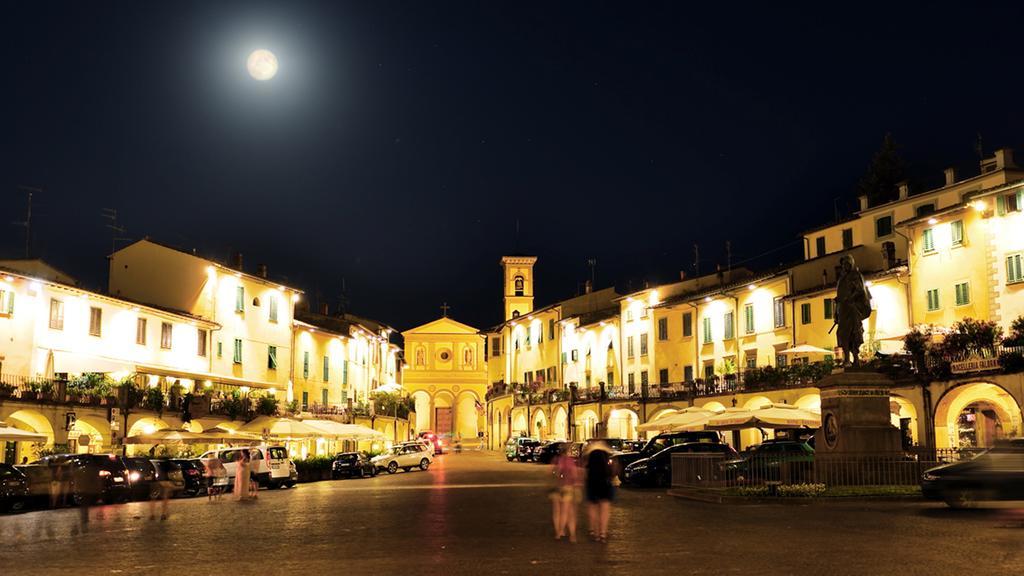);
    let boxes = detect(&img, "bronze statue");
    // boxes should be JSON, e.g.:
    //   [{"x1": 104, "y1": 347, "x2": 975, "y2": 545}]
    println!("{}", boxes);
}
[{"x1": 834, "y1": 254, "x2": 872, "y2": 367}]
